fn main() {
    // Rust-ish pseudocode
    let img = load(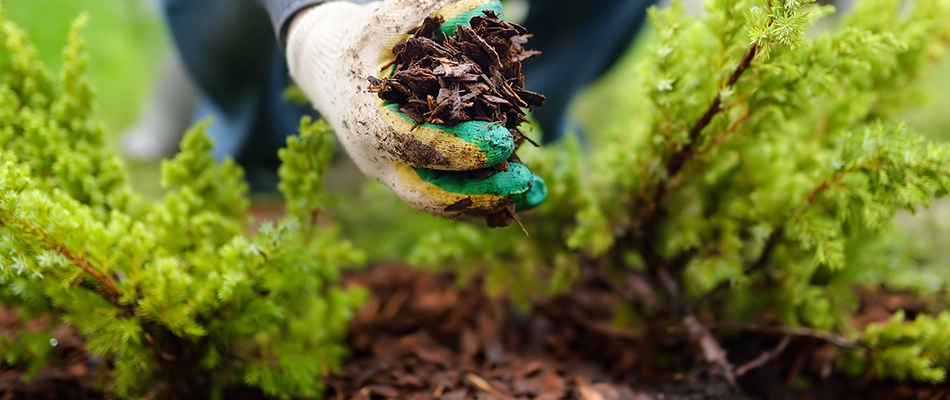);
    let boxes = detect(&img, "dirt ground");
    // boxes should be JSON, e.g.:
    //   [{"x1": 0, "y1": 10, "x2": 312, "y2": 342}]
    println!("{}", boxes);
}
[{"x1": 1, "y1": 264, "x2": 948, "y2": 400}]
